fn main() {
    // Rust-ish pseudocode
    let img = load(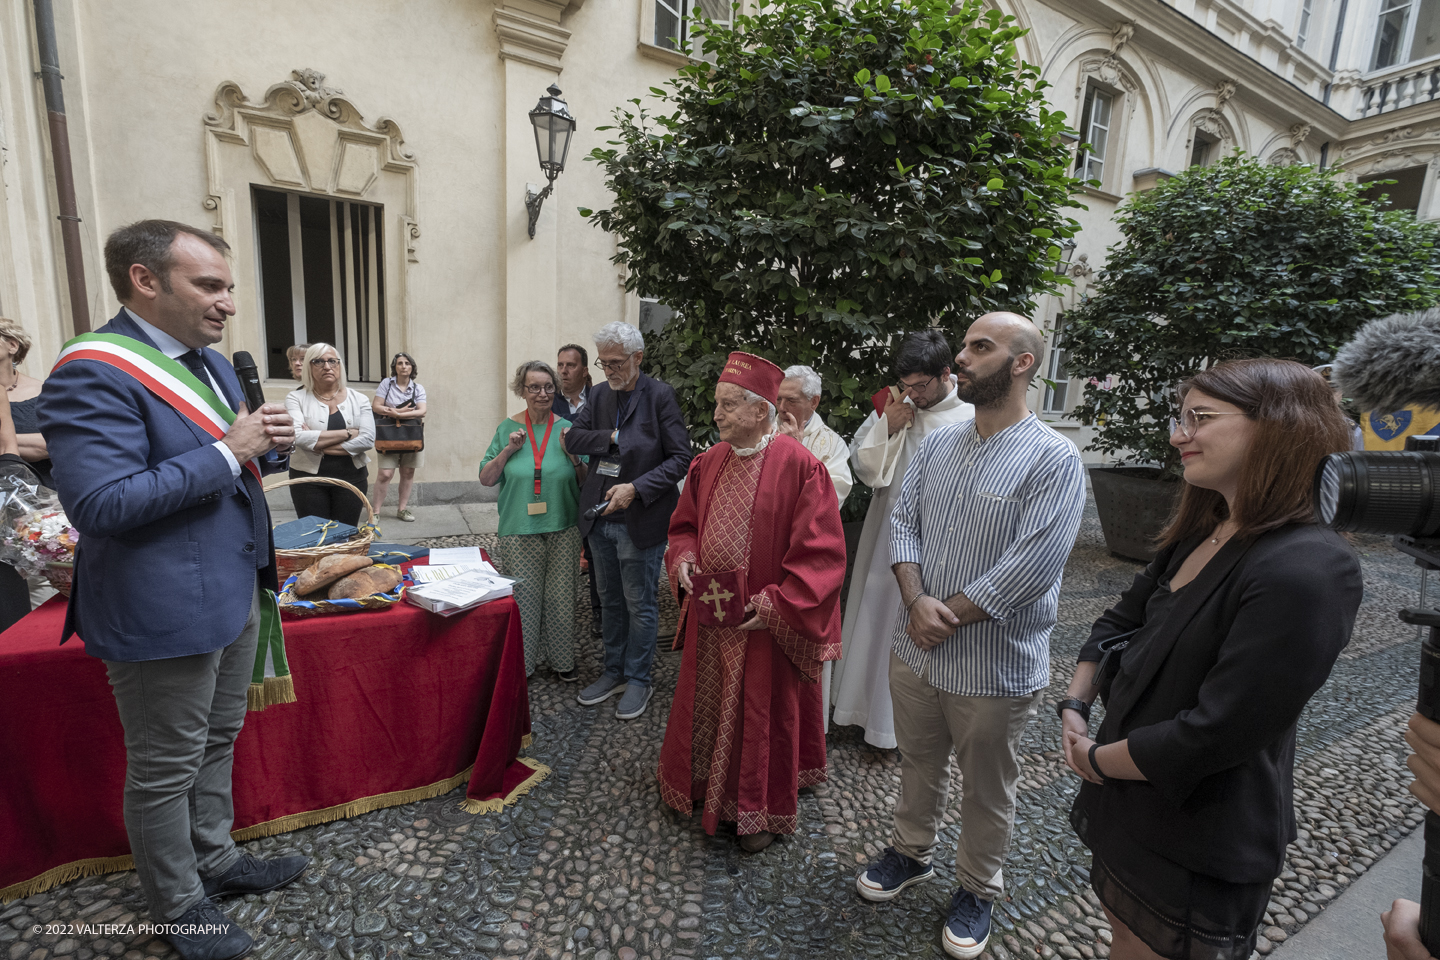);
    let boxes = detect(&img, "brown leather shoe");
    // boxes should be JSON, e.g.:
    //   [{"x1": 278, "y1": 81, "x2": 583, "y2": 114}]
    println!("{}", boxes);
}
[{"x1": 738, "y1": 831, "x2": 775, "y2": 853}]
